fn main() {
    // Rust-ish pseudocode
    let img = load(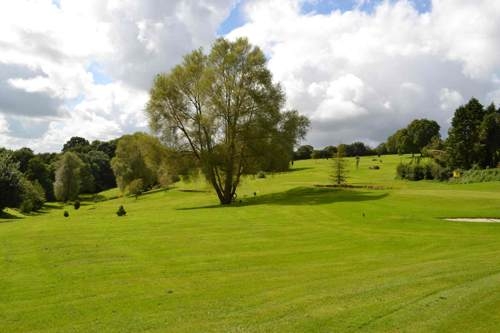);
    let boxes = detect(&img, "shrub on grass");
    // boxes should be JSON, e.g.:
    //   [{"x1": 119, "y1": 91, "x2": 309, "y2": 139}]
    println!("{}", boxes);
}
[
  {"x1": 397, "y1": 158, "x2": 447, "y2": 181},
  {"x1": 456, "y1": 168, "x2": 500, "y2": 183},
  {"x1": 74, "y1": 200, "x2": 80, "y2": 210},
  {"x1": 117, "y1": 205, "x2": 126, "y2": 216},
  {"x1": 63, "y1": 211, "x2": 69, "y2": 217}
]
